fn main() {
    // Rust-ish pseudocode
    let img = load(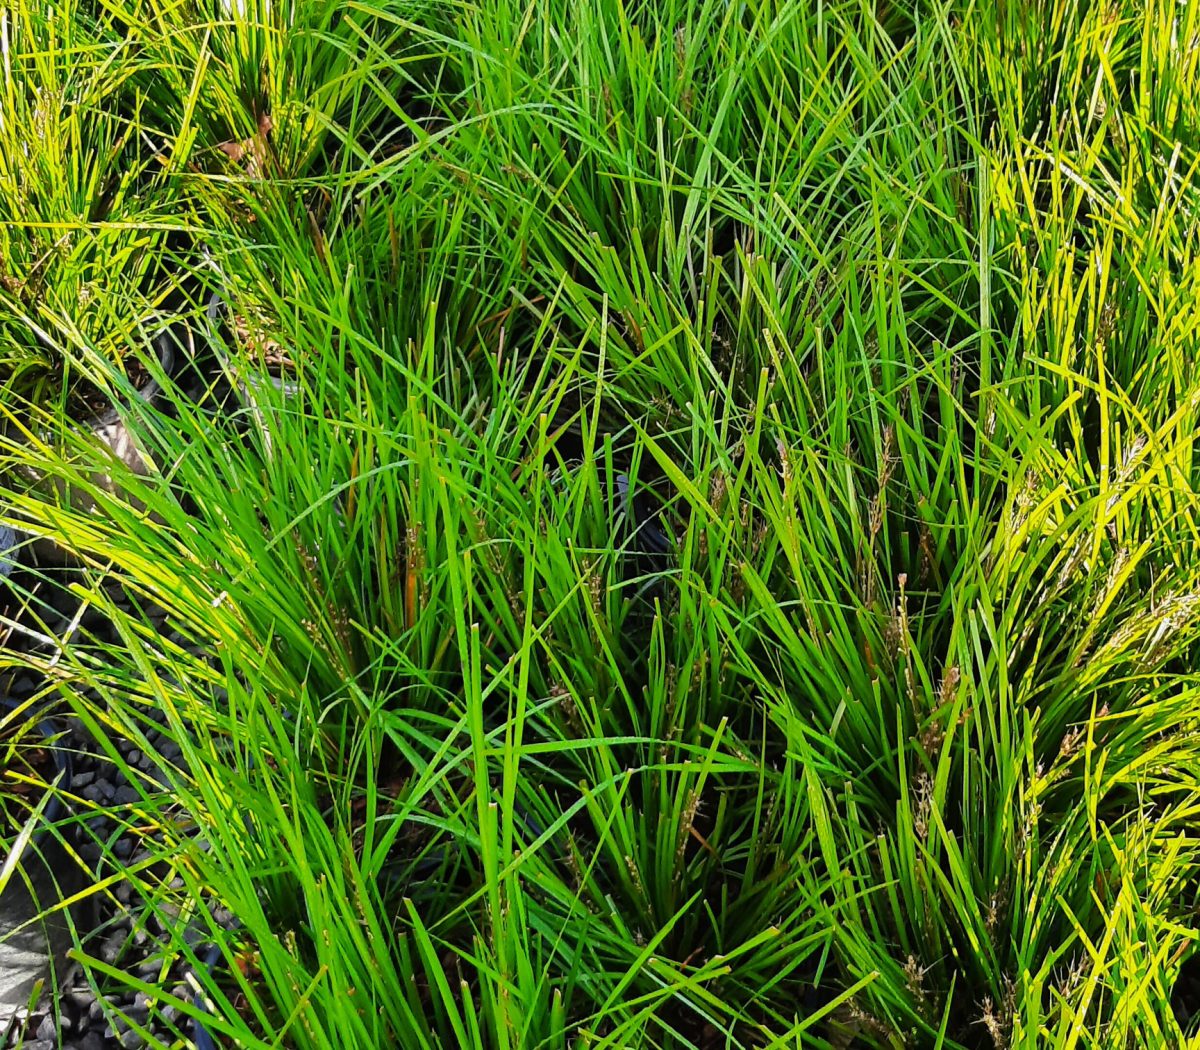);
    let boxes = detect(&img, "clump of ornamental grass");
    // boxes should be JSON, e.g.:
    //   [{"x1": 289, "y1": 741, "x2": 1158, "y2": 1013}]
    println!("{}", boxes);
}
[{"x1": 3, "y1": 0, "x2": 1200, "y2": 1047}]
